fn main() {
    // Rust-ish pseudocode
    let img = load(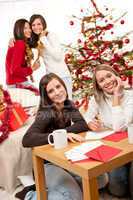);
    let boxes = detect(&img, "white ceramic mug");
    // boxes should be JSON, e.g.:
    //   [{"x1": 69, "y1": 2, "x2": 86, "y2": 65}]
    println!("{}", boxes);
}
[
  {"x1": 48, "y1": 129, "x2": 68, "y2": 149},
  {"x1": 127, "y1": 124, "x2": 133, "y2": 144}
]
